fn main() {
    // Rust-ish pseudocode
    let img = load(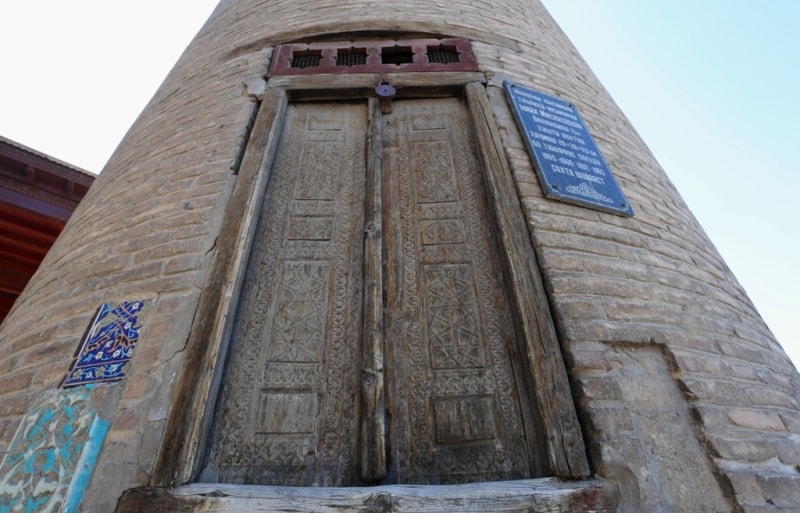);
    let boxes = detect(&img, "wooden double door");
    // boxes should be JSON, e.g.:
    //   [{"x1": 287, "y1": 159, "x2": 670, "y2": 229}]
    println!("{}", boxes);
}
[{"x1": 201, "y1": 96, "x2": 539, "y2": 486}]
